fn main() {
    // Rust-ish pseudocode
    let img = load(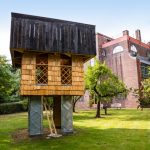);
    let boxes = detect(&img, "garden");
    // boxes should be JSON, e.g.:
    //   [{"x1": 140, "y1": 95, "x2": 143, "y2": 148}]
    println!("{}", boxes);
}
[{"x1": 0, "y1": 109, "x2": 150, "y2": 150}]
